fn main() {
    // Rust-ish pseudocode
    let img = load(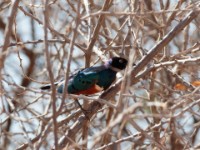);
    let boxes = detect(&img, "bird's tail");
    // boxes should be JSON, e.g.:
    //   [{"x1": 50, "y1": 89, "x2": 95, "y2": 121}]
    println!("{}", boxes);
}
[
  {"x1": 40, "y1": 84, "x2": 52, "y2": 90},
  {"x1": 40, "y1": 81, "x2": 60, "y2": 90}
]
